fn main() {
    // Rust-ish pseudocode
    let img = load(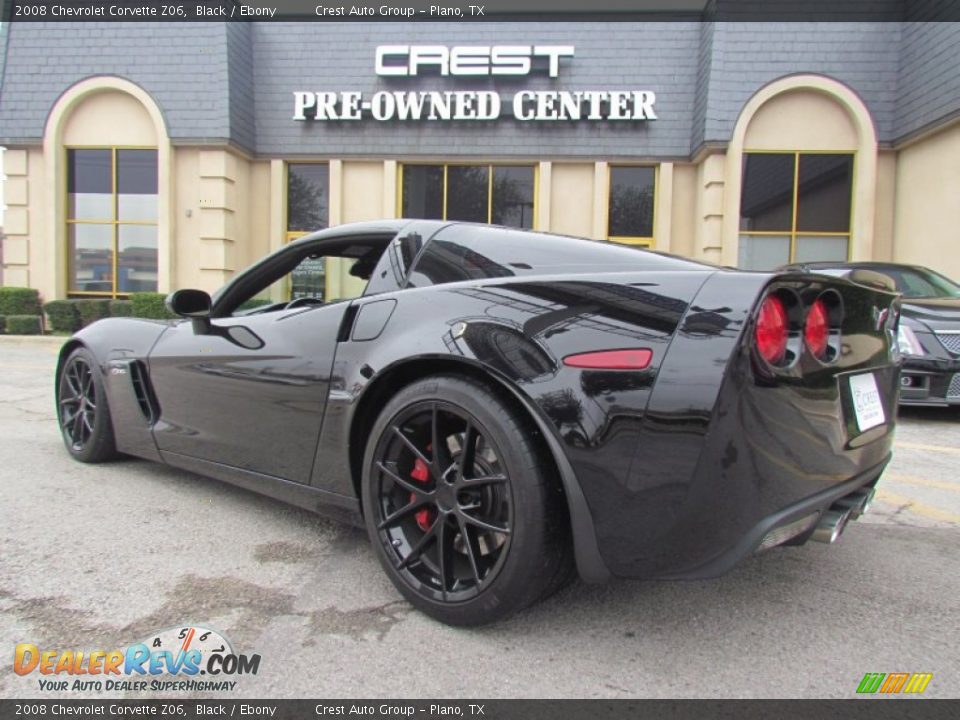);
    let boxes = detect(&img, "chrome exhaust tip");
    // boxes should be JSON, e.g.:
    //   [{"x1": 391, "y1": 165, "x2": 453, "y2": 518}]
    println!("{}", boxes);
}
[
  {"x1": 811, "y1": 508, "x2": 853, "y2": 544},
  {"x1": 833, "y1": 488, "x2": 876, "y2": 520}
]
